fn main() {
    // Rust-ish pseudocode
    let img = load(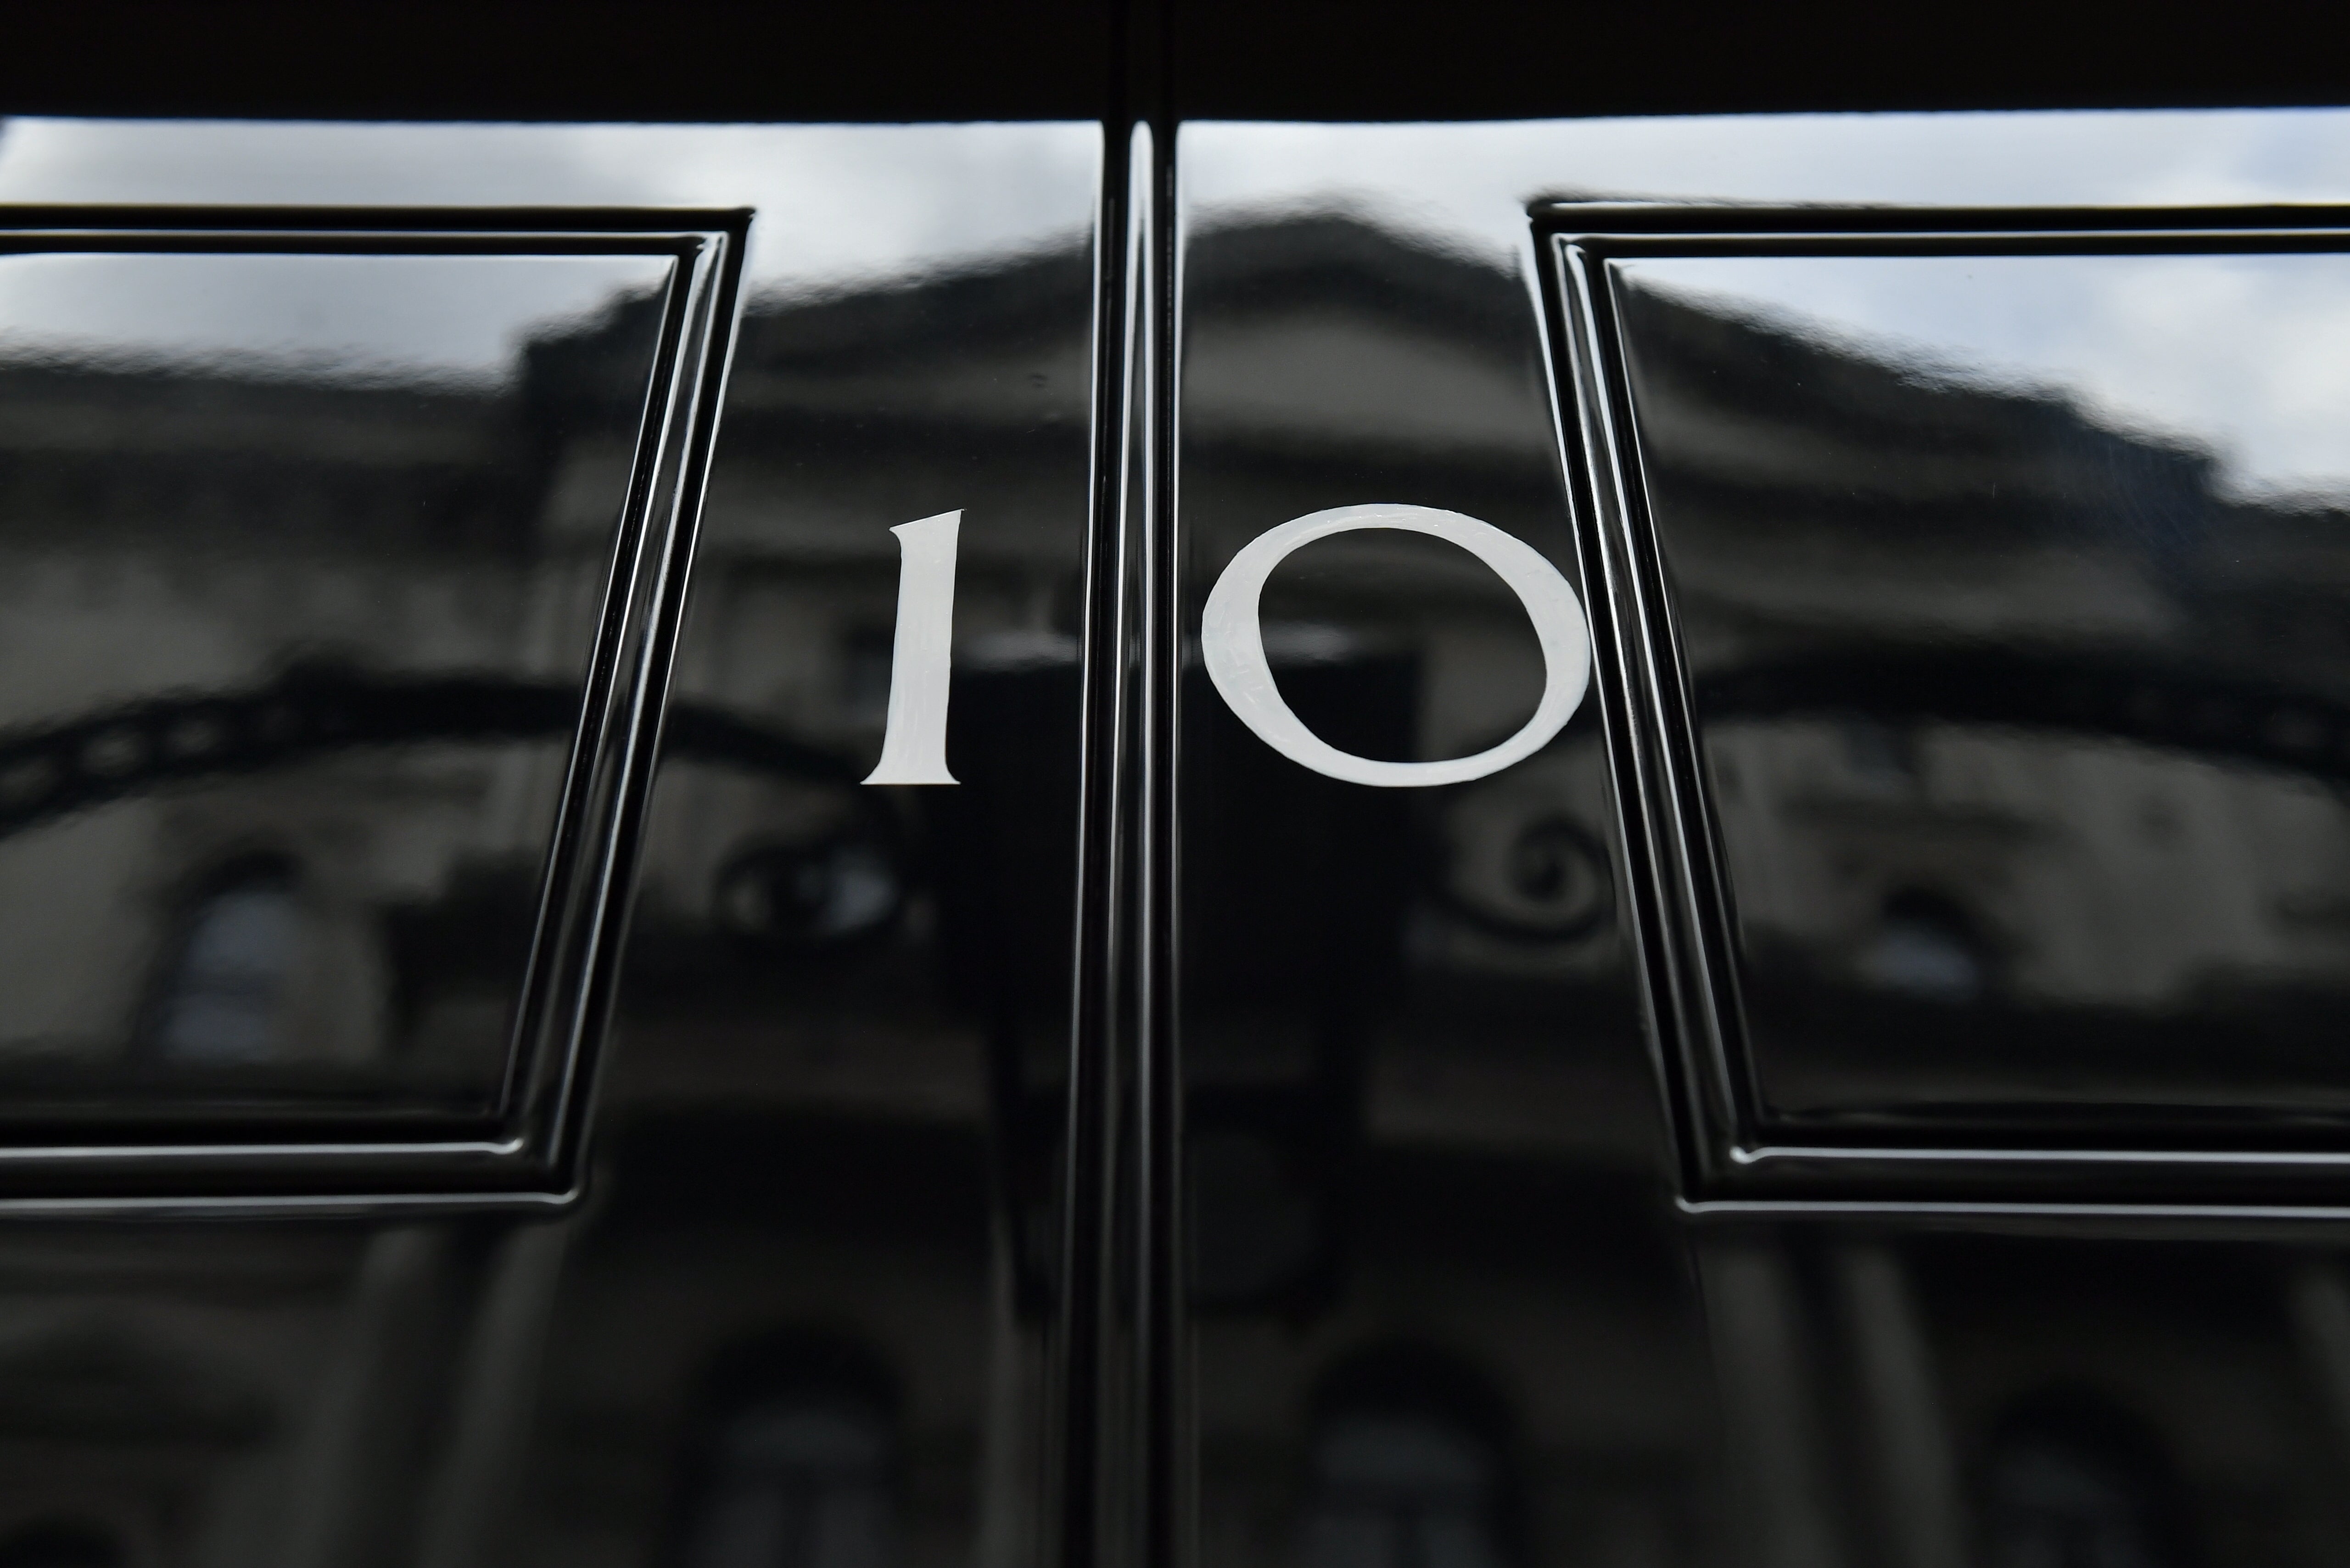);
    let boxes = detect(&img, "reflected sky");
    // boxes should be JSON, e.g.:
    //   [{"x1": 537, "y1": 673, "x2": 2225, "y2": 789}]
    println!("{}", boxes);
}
[
  {"x1": 1182, "y1": 111, "x2": 2350, "y2": 261},
  {"x1": 1617, "y1": 253, "x2": 2350, "y2": 504},
  {"x1": 0, "y1": 251, "x2": 671, "y2": 383},
  {"x1": 10, "y1": 110, "x2": 2350, "y2": 378},
  {"x1": 0, "y1": 118, "x2": 1101, "y2": 370},
  {"x1": 15, "y1": 111, "x2": 2350, "y2": 487},
  {"x1": 1179, "y1": 109, "x2": 2350, "y2": 508}
]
